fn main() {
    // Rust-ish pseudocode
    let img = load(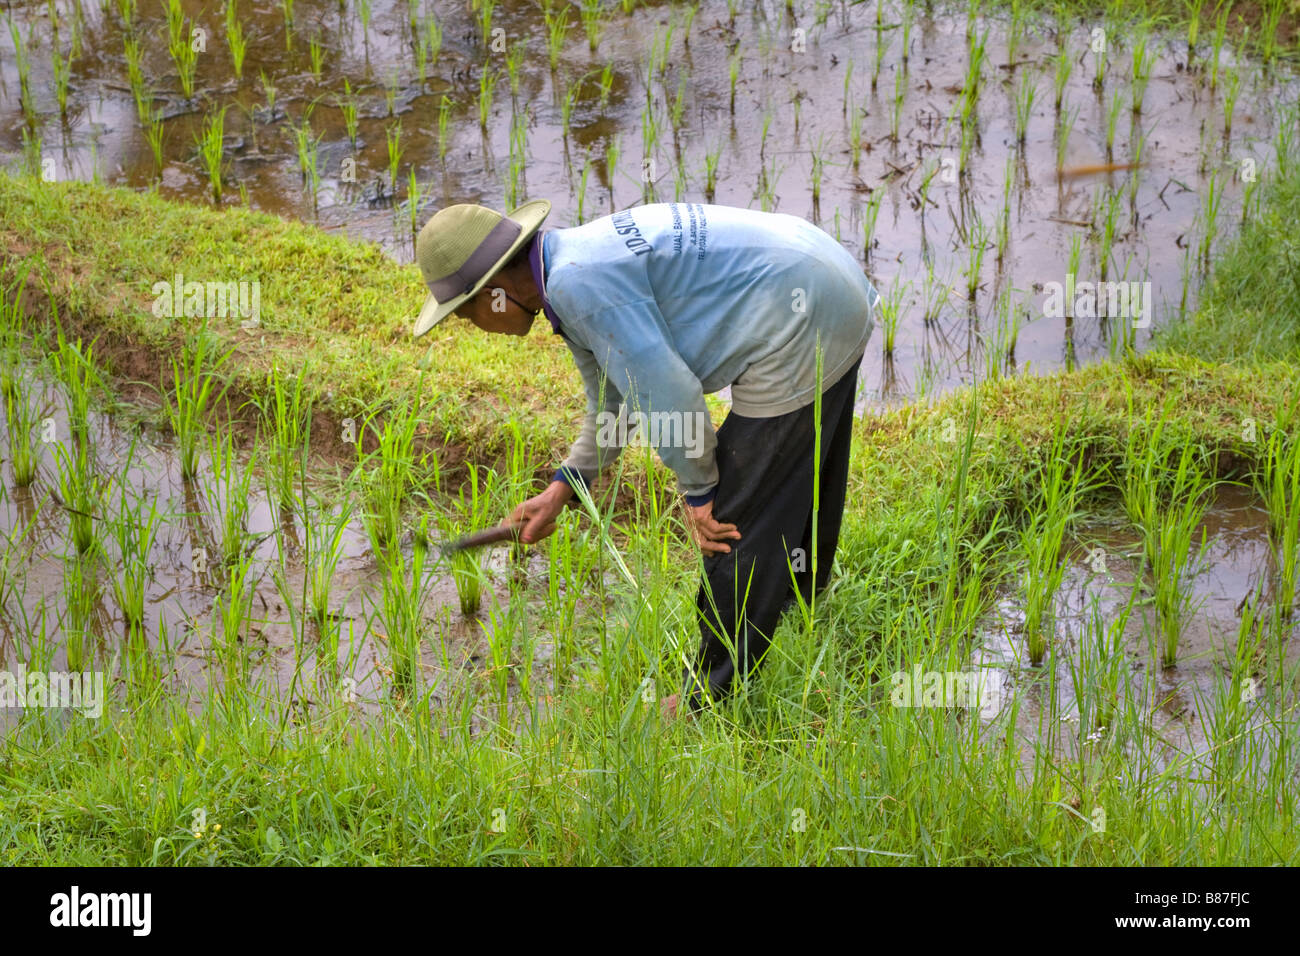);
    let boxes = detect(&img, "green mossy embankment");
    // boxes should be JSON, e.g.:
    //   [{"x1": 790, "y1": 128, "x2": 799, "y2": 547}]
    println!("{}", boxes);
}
[{"x1": 0, "y1": 171, "x2": 1294, "y2": 525}]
